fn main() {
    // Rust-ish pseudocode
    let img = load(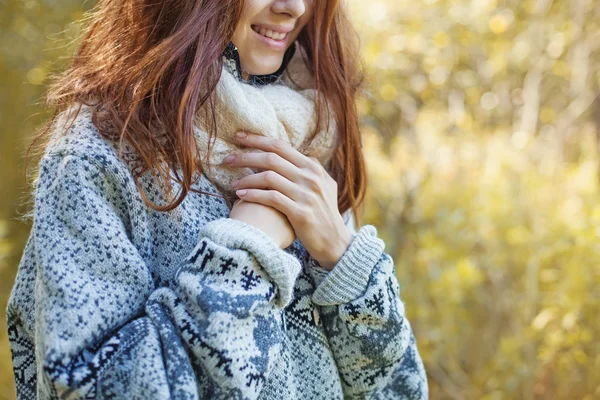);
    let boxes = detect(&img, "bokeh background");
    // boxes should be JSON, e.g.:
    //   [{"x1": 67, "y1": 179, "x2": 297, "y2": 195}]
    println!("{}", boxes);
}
[{"x1": 1, "y1": 0, "x2": 599, "y2": 399}]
